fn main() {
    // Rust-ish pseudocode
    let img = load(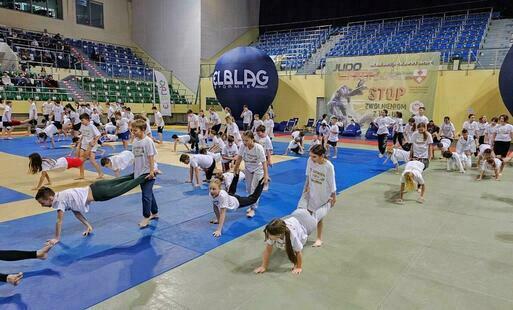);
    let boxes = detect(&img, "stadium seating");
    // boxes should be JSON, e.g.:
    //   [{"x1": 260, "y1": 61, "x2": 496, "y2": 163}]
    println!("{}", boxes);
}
[
  {"x1": 67, "y1": 39, "x2": 153, "y2": 80},
  {"x1": 322, "y1": 11, "x2": 490, "y2": 66},
  {"x1": 253, "y1": 26, "x2": 330, "y2": 70},
  {"x1": 0, "y1": 26, "x2": 78, "y2": 69},
  {"x1": 76, "y1": 76, "x2": 189, "y2": 104}
]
